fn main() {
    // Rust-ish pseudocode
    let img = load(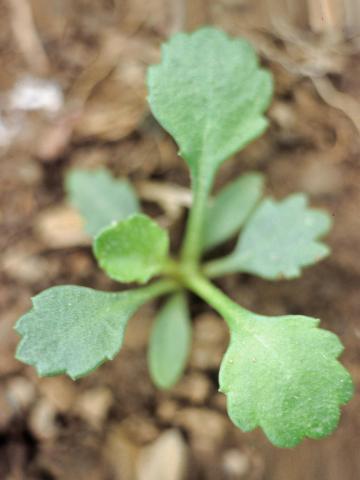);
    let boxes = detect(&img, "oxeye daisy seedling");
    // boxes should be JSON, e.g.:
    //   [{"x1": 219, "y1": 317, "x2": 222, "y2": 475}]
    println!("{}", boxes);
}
[{"x1": 15, "y1": 27, "x2": 353, "y2": 448}]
